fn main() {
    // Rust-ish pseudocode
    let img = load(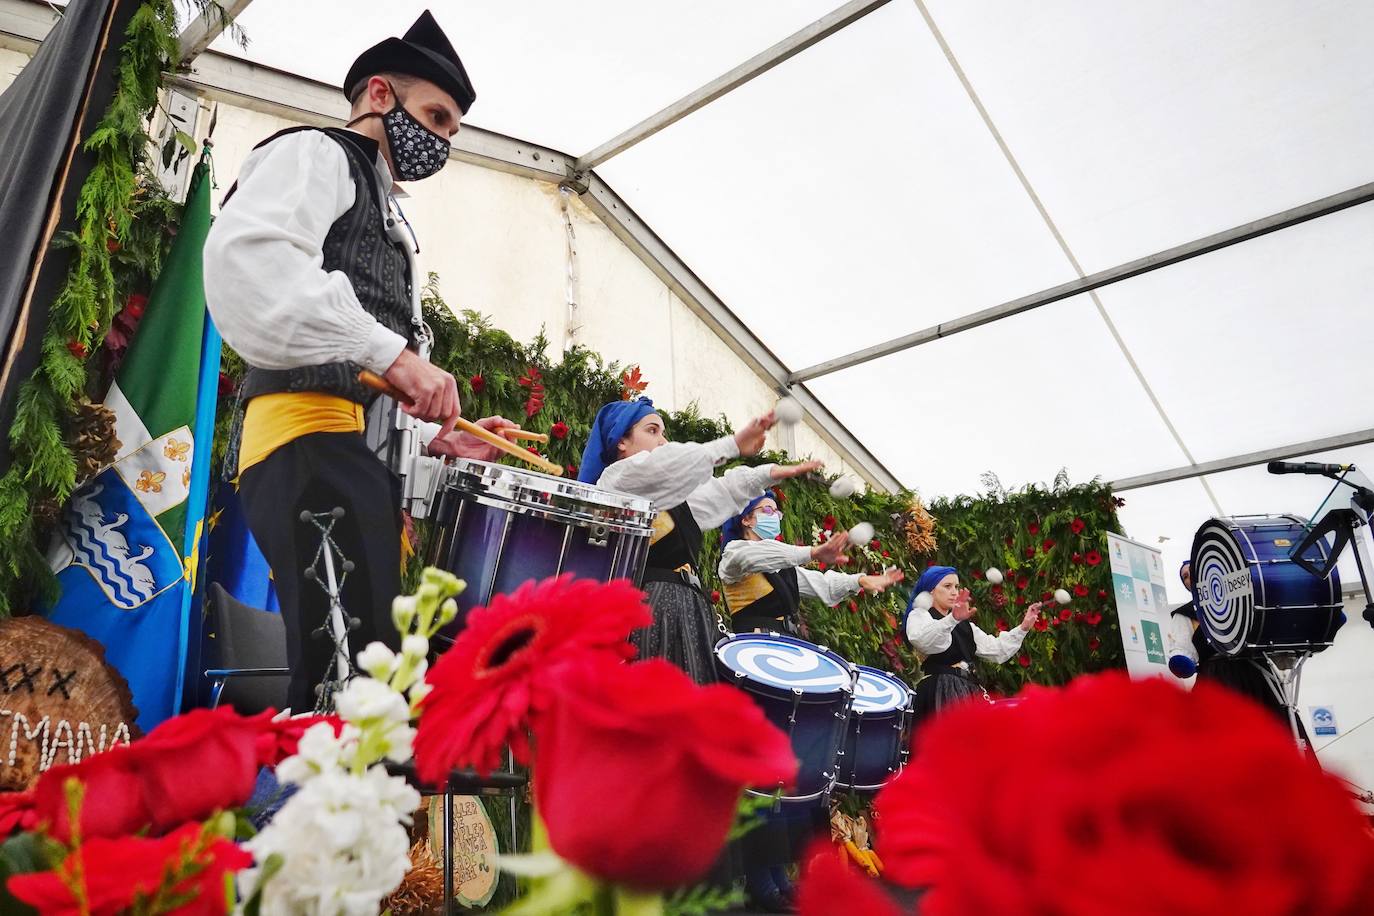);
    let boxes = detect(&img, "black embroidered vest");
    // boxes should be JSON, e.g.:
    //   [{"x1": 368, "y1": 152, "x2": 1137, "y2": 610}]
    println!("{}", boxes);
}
[
  {"x1": 234, "y1": 128, "x2": 417, "y2": 406},
  {"x1": 921, "y1": 607, "x2": 977, "y2": 670},
  {"x1": 726, "y1": 565, "x2": 801, "y2": 634},
  {"x1": 644, "y1": 503, "x2": 704, "y2": 580}
]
